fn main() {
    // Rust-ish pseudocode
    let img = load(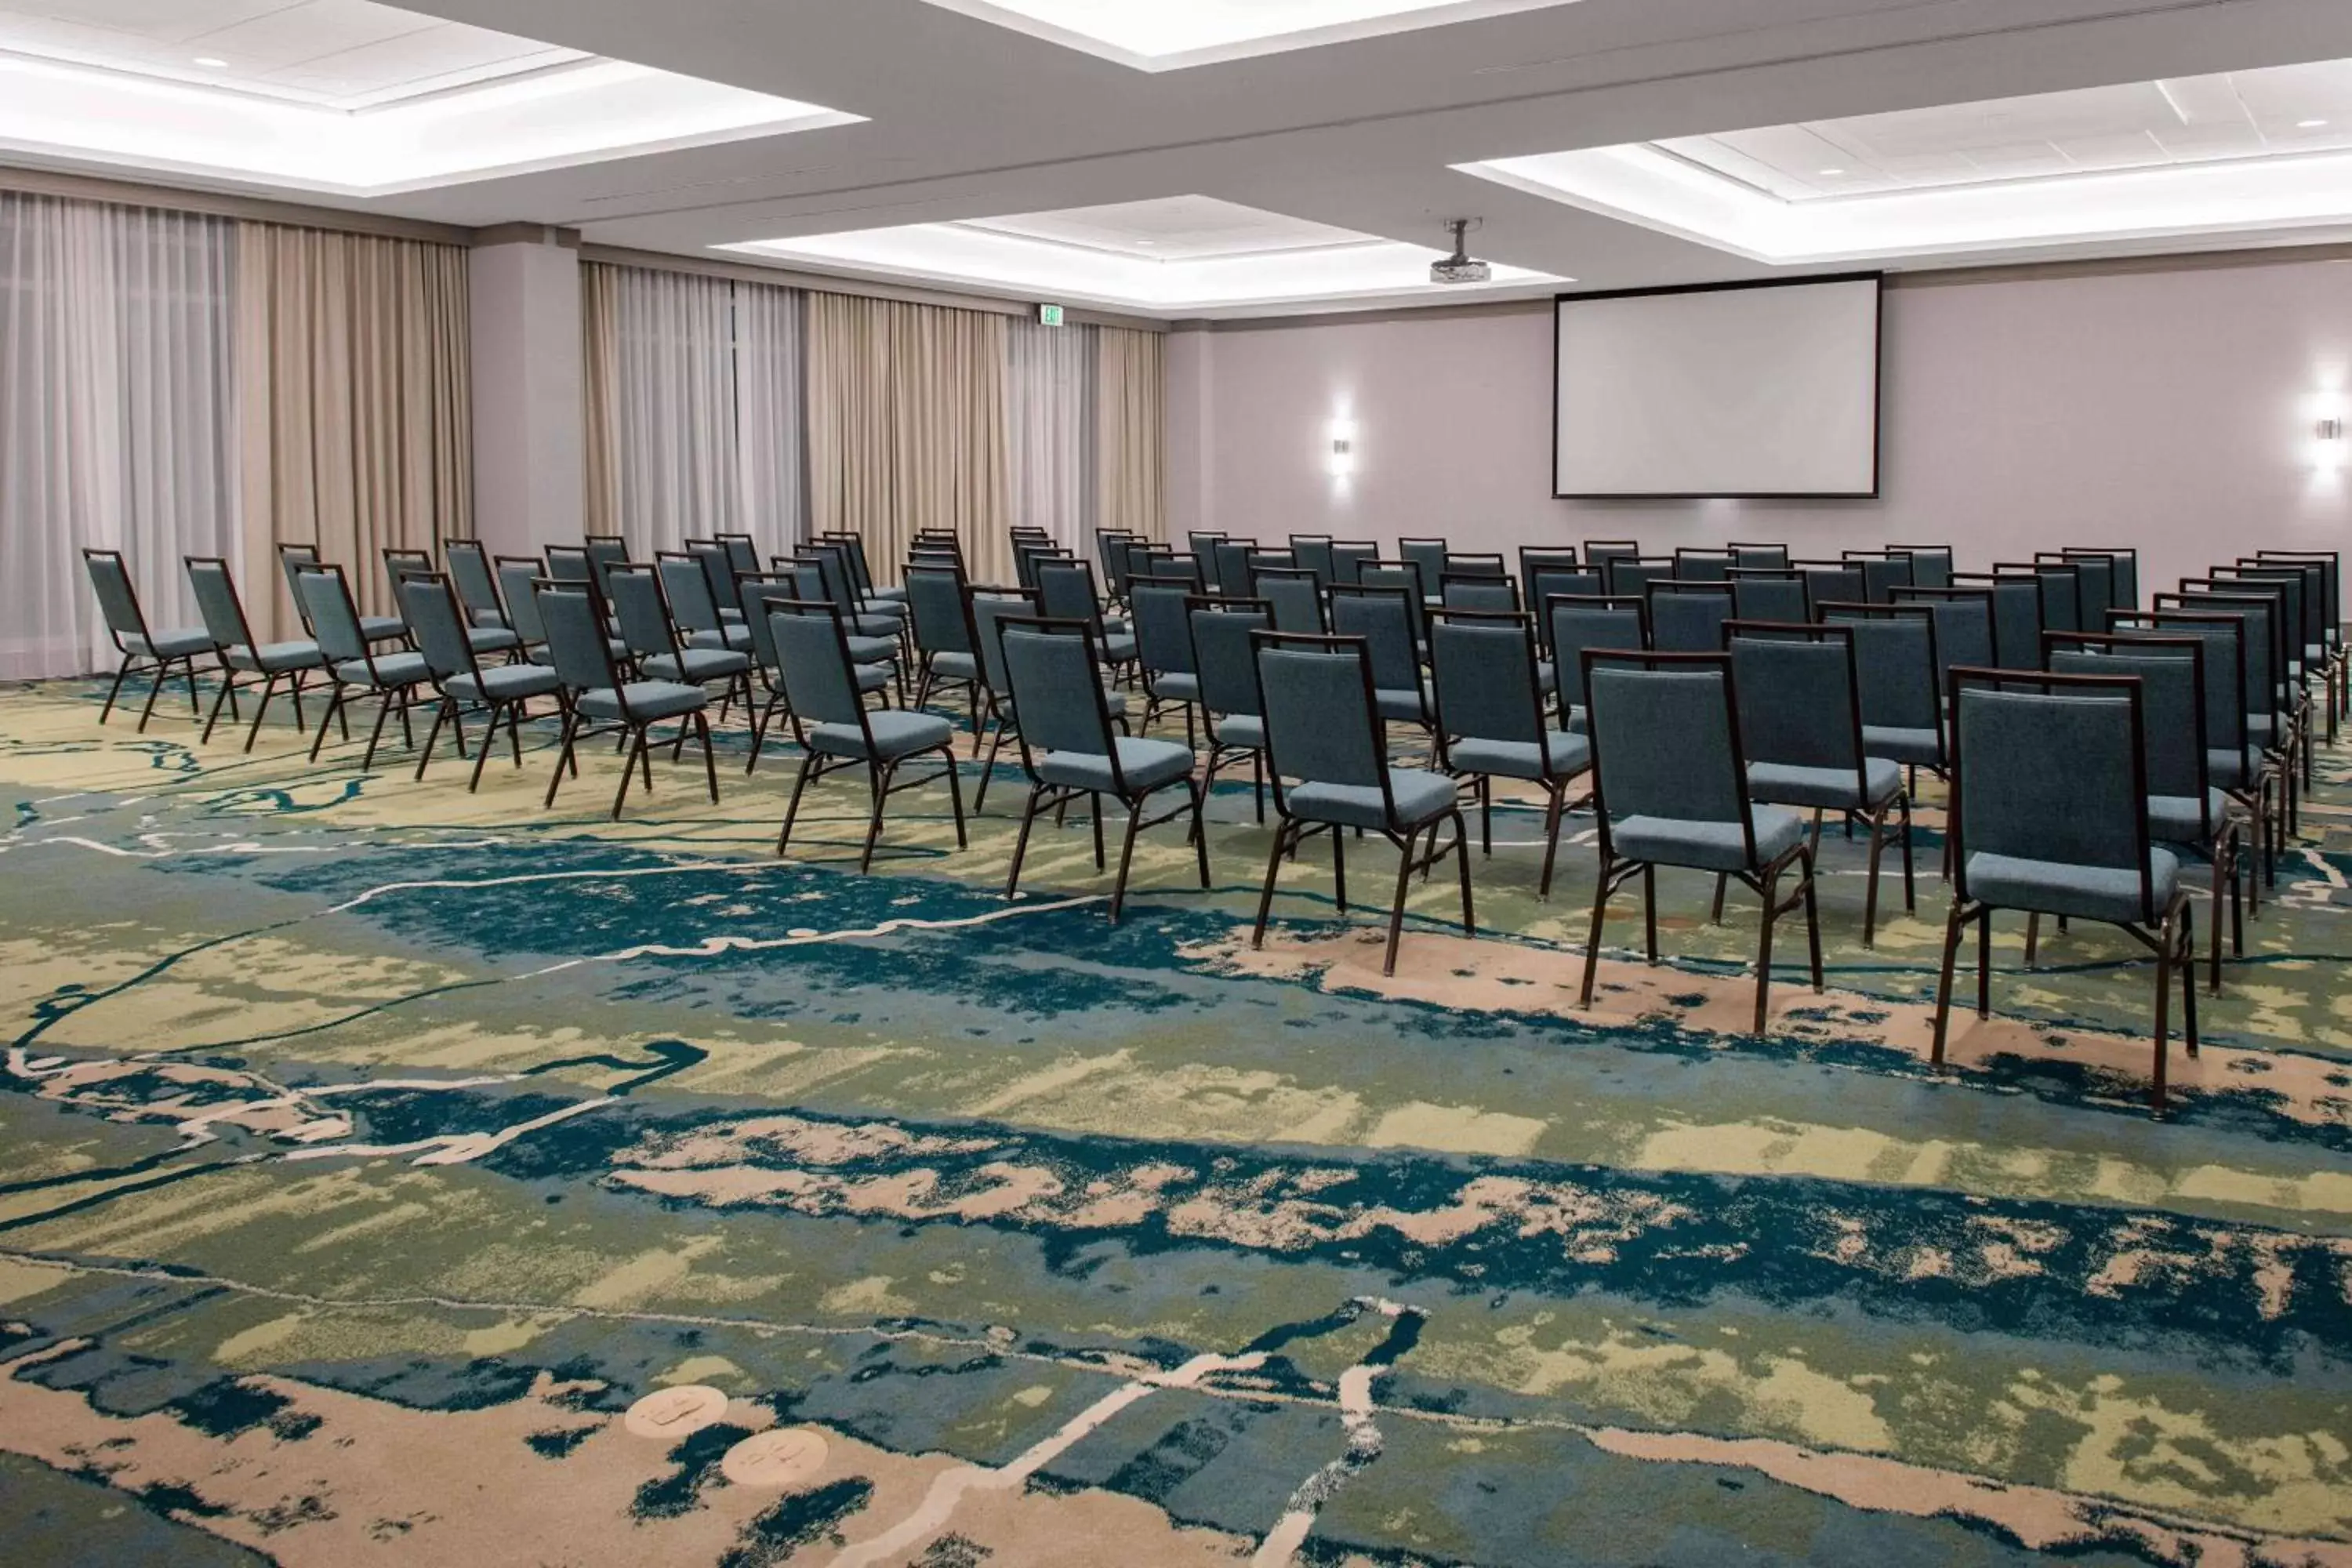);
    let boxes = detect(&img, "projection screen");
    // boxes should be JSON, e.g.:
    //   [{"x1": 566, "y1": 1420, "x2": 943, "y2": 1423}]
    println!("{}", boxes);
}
[{"x1": 1552, "y1": 274, "x2": 1882, "y2": 499}]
